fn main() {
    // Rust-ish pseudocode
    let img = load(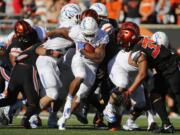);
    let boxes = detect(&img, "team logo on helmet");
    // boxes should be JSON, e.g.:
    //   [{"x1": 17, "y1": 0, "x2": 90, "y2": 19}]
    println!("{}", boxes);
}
[{"x1": 151, "y1": 31, "x2": 169, "y2": 48}]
